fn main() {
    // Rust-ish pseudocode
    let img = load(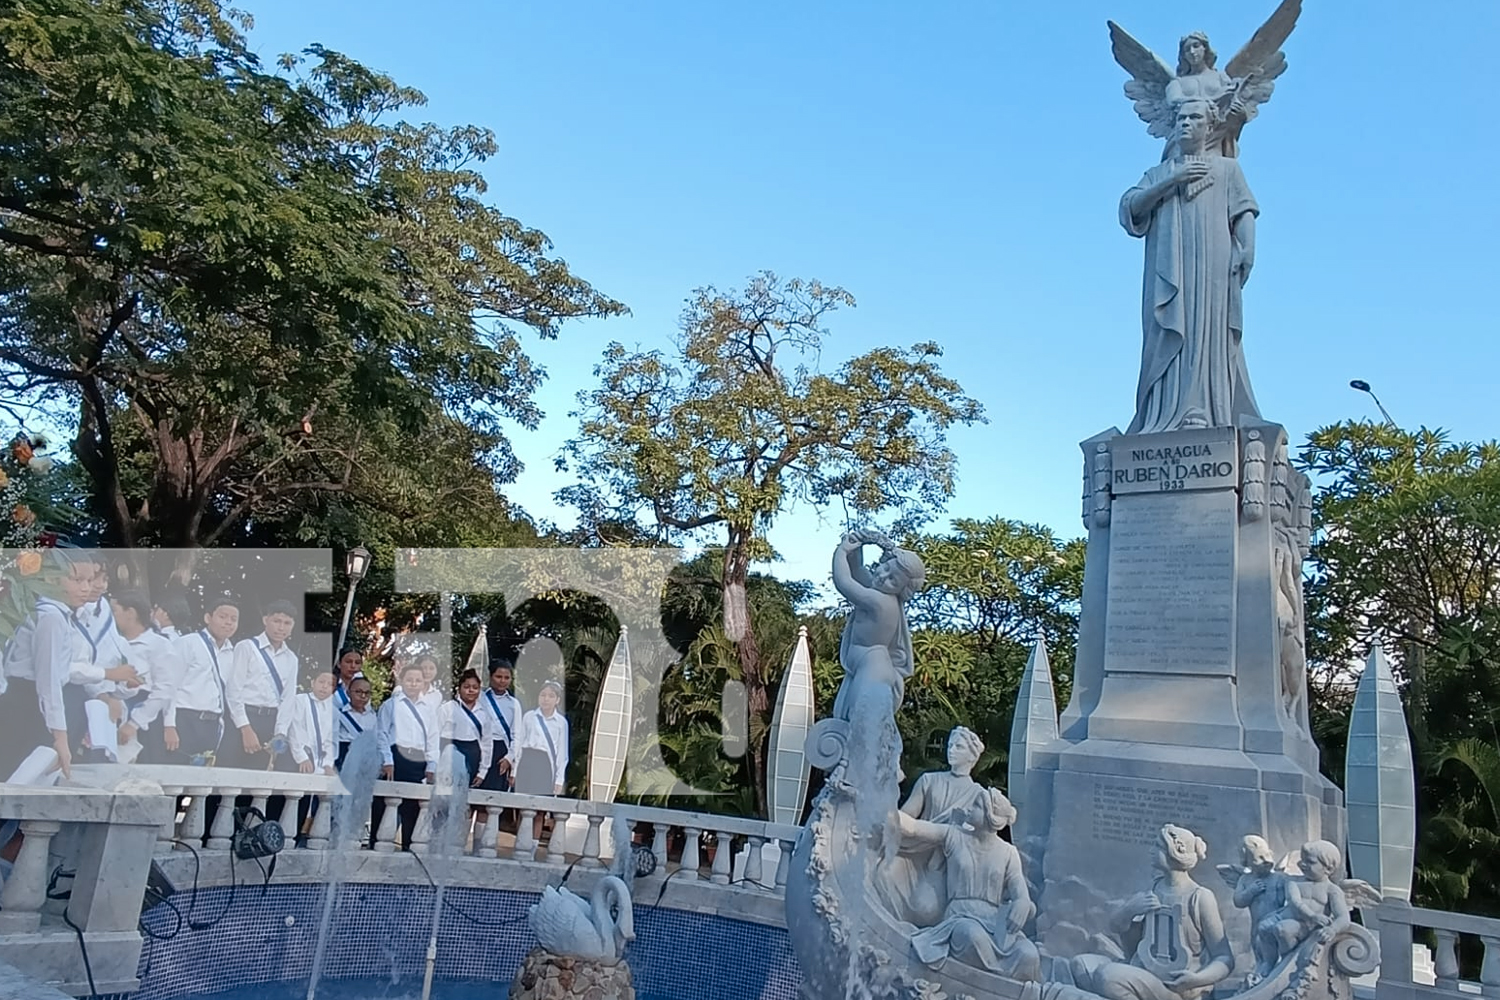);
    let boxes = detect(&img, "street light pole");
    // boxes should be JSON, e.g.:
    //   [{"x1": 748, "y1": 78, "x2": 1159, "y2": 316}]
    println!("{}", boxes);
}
[
  {"x1": 1349, "y1": 380, "x2": 1396, "y2": 427},
  {"x1": 335, "y1": 545, "x2": 372, "y2": 655}
]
